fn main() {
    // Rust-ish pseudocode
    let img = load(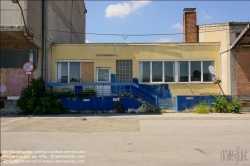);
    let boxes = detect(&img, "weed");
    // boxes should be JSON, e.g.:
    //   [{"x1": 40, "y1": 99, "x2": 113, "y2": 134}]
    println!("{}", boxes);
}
[
  {"x1": 194, "y1": 102, "x2": 210, "y2": 114},
  {"x1": 212, "y1": 97, "x2": 229, "y2": 113},
  {"x1": 228, "y1": 101, "x2": 242, "y2": 114},
  {"x1": 114, "y1": 101, "x2": 125, "y2": 113}
]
